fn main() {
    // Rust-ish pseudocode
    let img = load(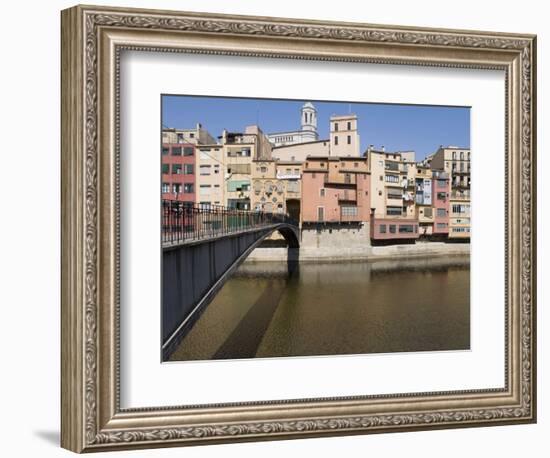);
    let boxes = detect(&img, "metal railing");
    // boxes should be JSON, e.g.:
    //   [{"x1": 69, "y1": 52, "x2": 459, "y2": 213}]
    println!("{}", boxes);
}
[{"x1": 161, "y1": 200, "x2": 297, "y2": 245}]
